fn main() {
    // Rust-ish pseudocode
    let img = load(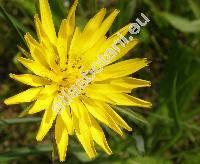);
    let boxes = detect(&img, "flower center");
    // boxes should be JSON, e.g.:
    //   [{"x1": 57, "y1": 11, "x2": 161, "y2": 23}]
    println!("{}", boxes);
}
[{"x1": 52, "y1": 66, "x2": 82, "y2": 89}]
